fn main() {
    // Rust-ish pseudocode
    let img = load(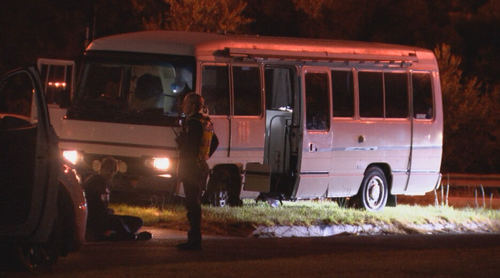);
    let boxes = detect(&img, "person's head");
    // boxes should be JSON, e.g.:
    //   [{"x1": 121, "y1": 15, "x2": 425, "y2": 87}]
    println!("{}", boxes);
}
[
  {"x1": 181, "y1": 92, "x2": 204, "y2": 116},
  {"x1": 135, "y1": 74, "x2": 163, "y2": 100},
  {"x1": 99, "y1": 157, "x2": 118, "y2": 180}
]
